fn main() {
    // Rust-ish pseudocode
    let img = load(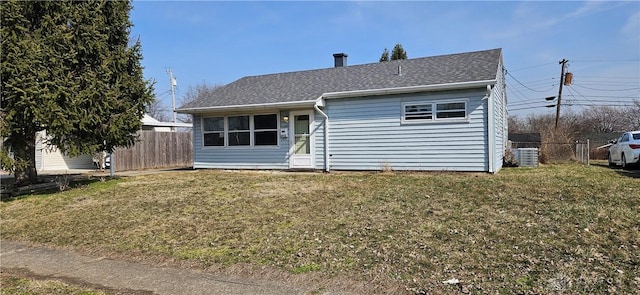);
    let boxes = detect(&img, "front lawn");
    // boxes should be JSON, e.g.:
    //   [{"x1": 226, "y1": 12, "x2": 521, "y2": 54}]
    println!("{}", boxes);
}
[{"x1": 1, "y1": 164, "x2": 638, "y2": 294}]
